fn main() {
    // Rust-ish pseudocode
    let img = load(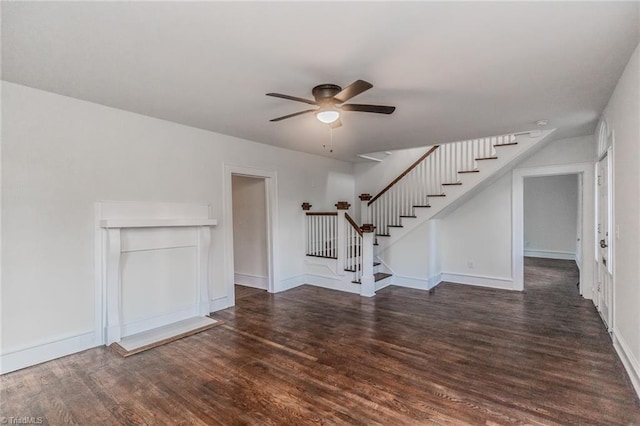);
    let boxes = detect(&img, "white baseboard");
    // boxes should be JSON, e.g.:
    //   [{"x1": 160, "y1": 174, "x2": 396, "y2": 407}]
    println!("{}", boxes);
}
[
  {"x1": 375, "y1": 275, "x2": 394, "y2": 291},
  {"x1": 441, "y1": 272, "x2": 515, "y2": 290},
  {"x1": 304, "y1": 274, "x2": 360, "y2": 294},
  {"x1": 612, "y1": 327, "x2": 640, "y2": 399},
  {"x1": 1, "y1": 331, "x2": 98, "y2": 374},
  {"x1": 524, "y1": 249, "x2": 576, "y2": 261},
  {"x1": 234, "y1": 272, "x2": 268, "y2": 290},
  {"x1": 391, "y1": 273, "x2": 441, "y2": 290},
  {"x1": 276, "y1": 274, "x2": 306, "y2": 292},
  {"x1": 121, "y1": 306, "x2": 199, "y2": 337},
  {"x1": 209, "y1": 295, "x2": 231, "y2": 312}
]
